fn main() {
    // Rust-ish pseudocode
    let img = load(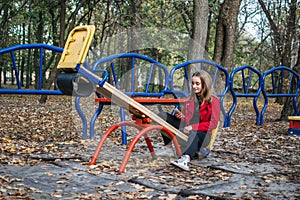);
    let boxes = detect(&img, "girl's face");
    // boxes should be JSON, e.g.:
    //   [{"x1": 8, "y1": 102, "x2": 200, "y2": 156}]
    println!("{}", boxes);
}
[{"x1": 192, "y1": 76, "x2": 202, "y2": 95}]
